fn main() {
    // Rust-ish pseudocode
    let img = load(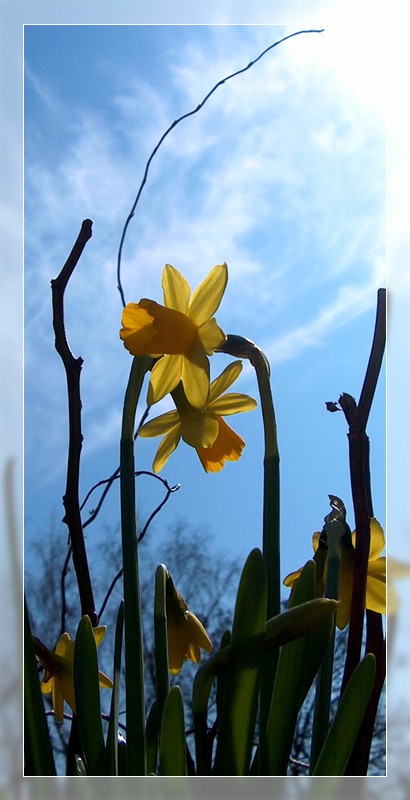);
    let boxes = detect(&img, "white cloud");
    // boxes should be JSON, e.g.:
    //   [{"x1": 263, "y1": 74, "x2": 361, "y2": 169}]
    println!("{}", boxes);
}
[{"x1": 24, "y1": 25, "x2": 385, "y2": 481}]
